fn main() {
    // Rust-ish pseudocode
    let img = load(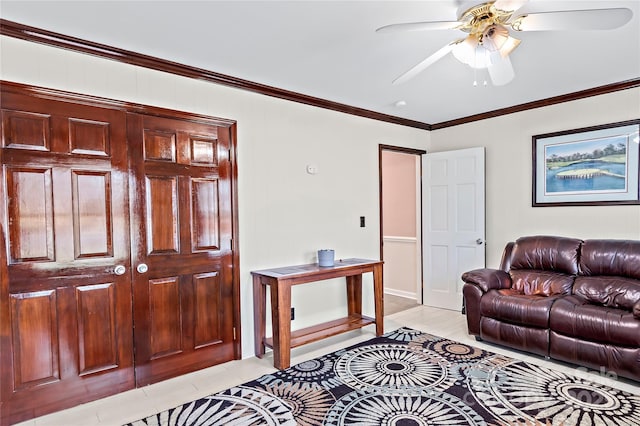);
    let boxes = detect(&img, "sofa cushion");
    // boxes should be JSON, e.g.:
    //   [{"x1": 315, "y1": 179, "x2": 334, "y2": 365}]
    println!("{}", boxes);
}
[
  {"x1": 510, "y1": 236, "x2": 581, "y2": 275},
  {"x1": 580, "y1": 239, "x2": 640, "y2": 280},
  {"x1": 510, "y1": 270, "x2": 574, "y2": 296},
  {"x1": 550, "y1": 295, "x2": 640, "y2": 347},
  {"x1": 480, "y1": 289, "x2": 560, "y2": 328},
  {"x1": 481, "y1": 317, "x2": 549, "y2": 358},
  {"x1": 550, "y1": 332, "x2": 640, "y2": 382},
  {"x1": 573, "y1": 276, "x2": 640, "y2": 311}
]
